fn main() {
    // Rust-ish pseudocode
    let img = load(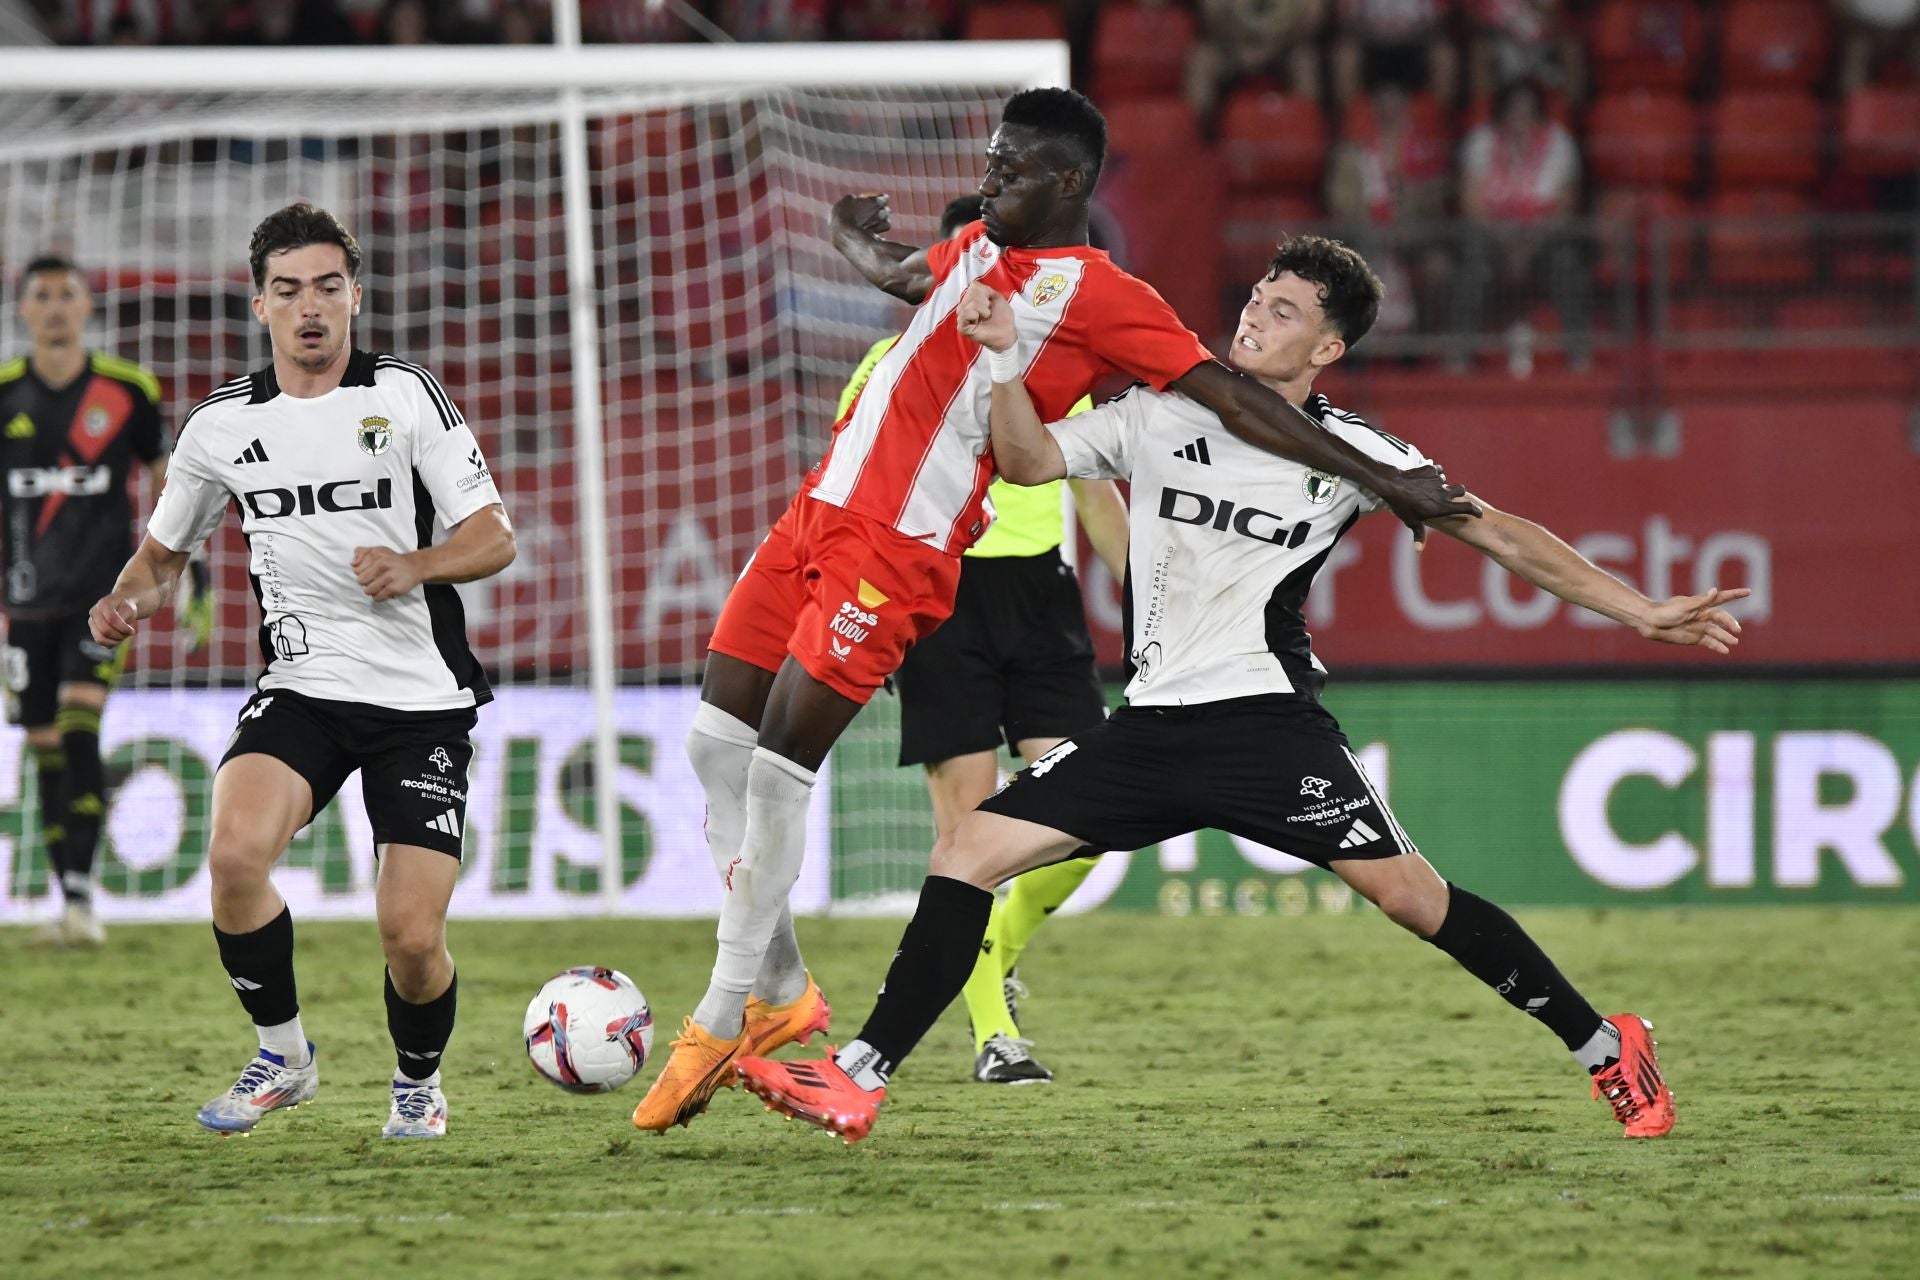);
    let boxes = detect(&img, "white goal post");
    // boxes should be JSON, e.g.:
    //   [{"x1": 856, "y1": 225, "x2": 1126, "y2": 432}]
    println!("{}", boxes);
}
[{"x1": 0, "y1": 31, "x2": 1066, "y2": 922}]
